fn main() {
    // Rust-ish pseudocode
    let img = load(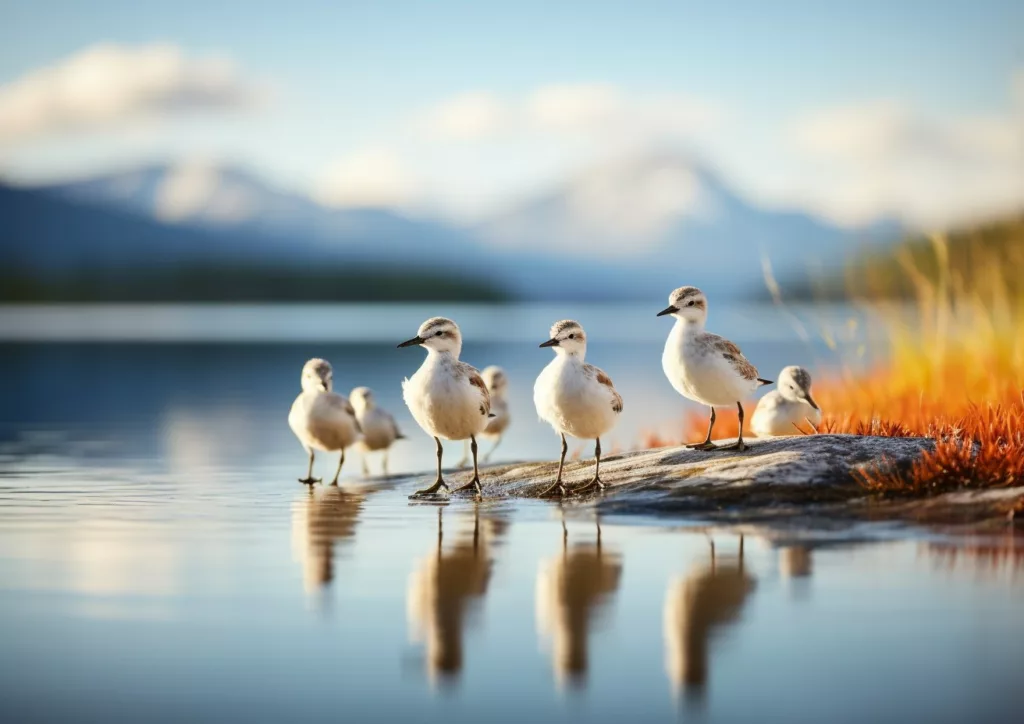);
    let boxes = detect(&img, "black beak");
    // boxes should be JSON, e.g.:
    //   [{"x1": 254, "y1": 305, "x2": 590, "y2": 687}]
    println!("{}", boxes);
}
[
  {"x1": 397, "y1": 335, "x2": 424, "y2": 348},
  {"x1": 804, "y1": 393, "x2": 819, "y2": 411},
  {"x1": 657, "y1": 305, "x2": 678, "y2": 317},
  {"x1": 539, "y1": 338, "x2": 559, "y2": 348}
]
